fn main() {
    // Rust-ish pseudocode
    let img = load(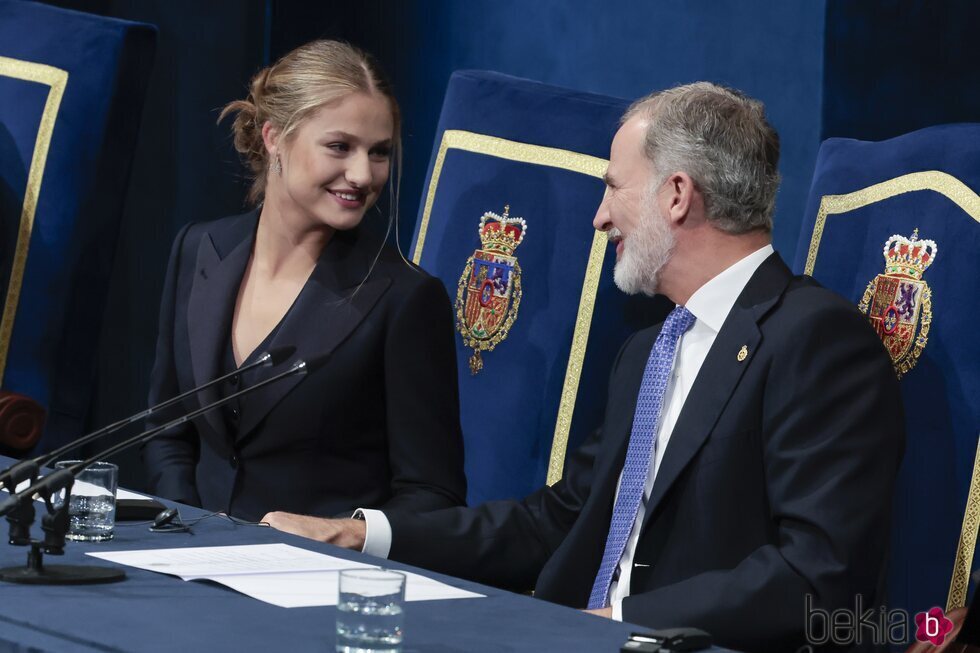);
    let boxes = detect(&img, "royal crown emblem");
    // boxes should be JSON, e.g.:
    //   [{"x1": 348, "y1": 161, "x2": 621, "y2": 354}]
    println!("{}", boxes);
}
[
  {"x1": 455, "y1": 205, "x2": 526, "y2": 374},
  {"x1": 857, "y1": 228, "x2": 937, "y2": 378}
]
